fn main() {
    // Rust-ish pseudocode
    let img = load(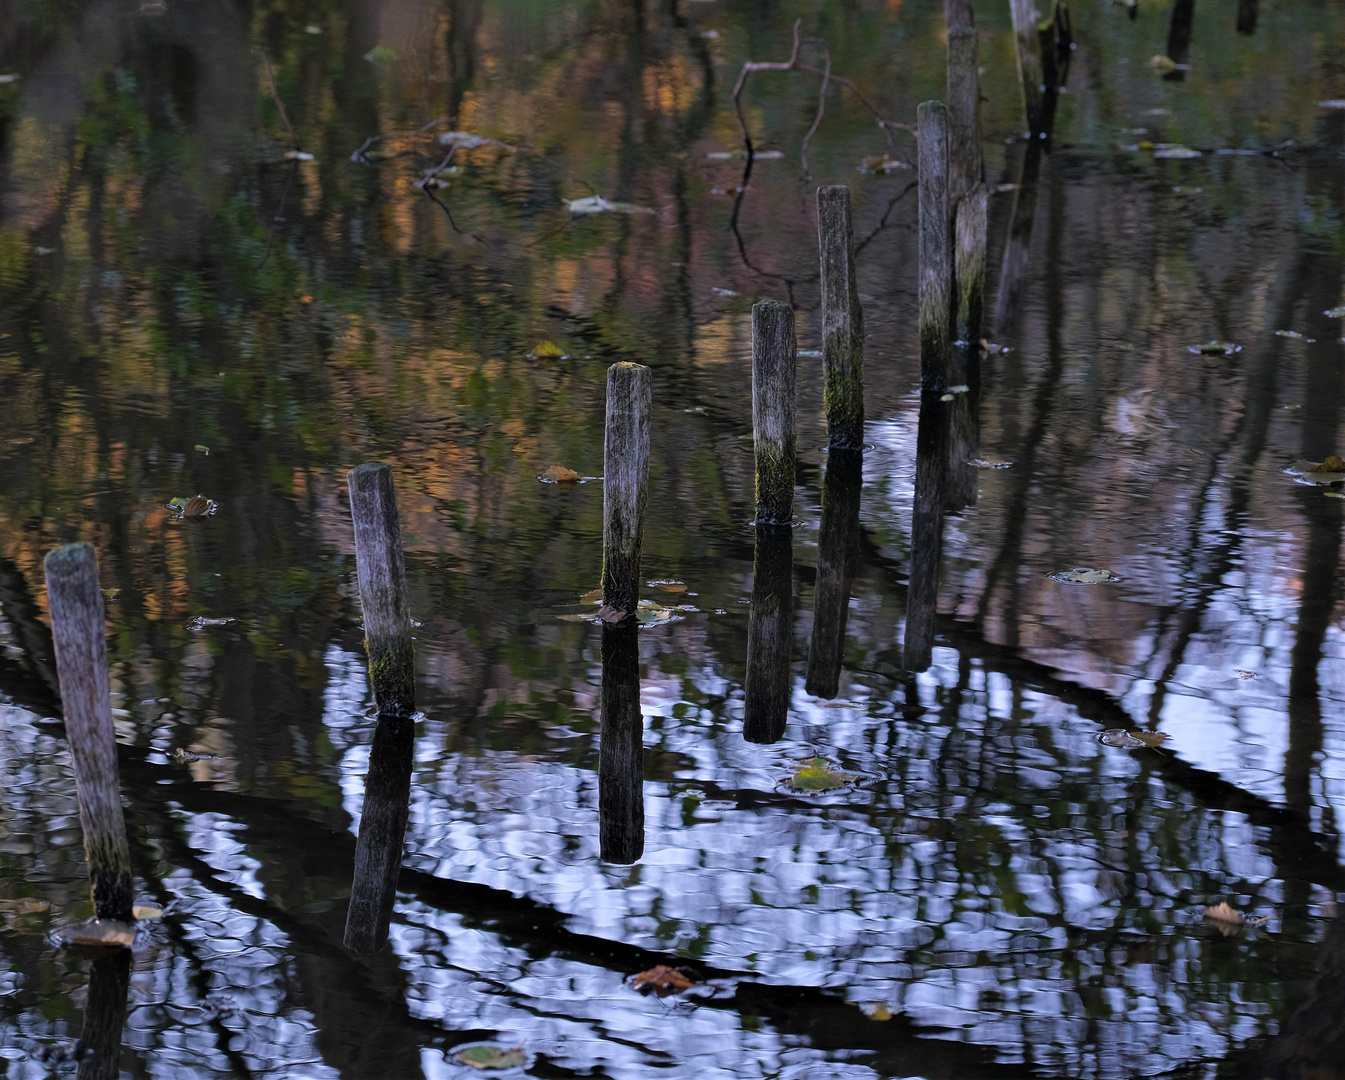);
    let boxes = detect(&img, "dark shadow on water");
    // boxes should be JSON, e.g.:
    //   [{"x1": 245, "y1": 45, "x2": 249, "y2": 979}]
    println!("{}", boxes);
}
[
  {"x1": 75, "y1": 948, "x2": 131, "y2": 1080},
  {"x1": 344, "y1": 713, "x2": 416, "y2": 954},
  {"x1": 599, "y1": 620, "x2": 644, "y2": 864},
  {"x1": 805, "y1": 450, "x2": 862, "y2": 700},
  {"x1": 903, "y1": 389, "x2": 950, "y2": 673},
  {"x1": 1164, "y1": 0, "x2": 1196, "y2": 81},
  {"x1": 745, "y1": 524, "x2": 794, "y2": 743}
]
